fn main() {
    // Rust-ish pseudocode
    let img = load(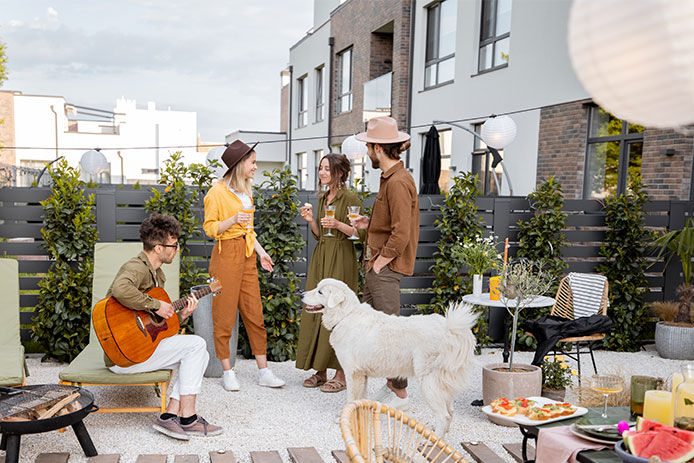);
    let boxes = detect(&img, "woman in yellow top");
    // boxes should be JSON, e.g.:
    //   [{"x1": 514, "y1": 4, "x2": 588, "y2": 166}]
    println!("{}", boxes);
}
[{"x1": 203, "y1": 140, "x2": 285, "y2": 391}]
